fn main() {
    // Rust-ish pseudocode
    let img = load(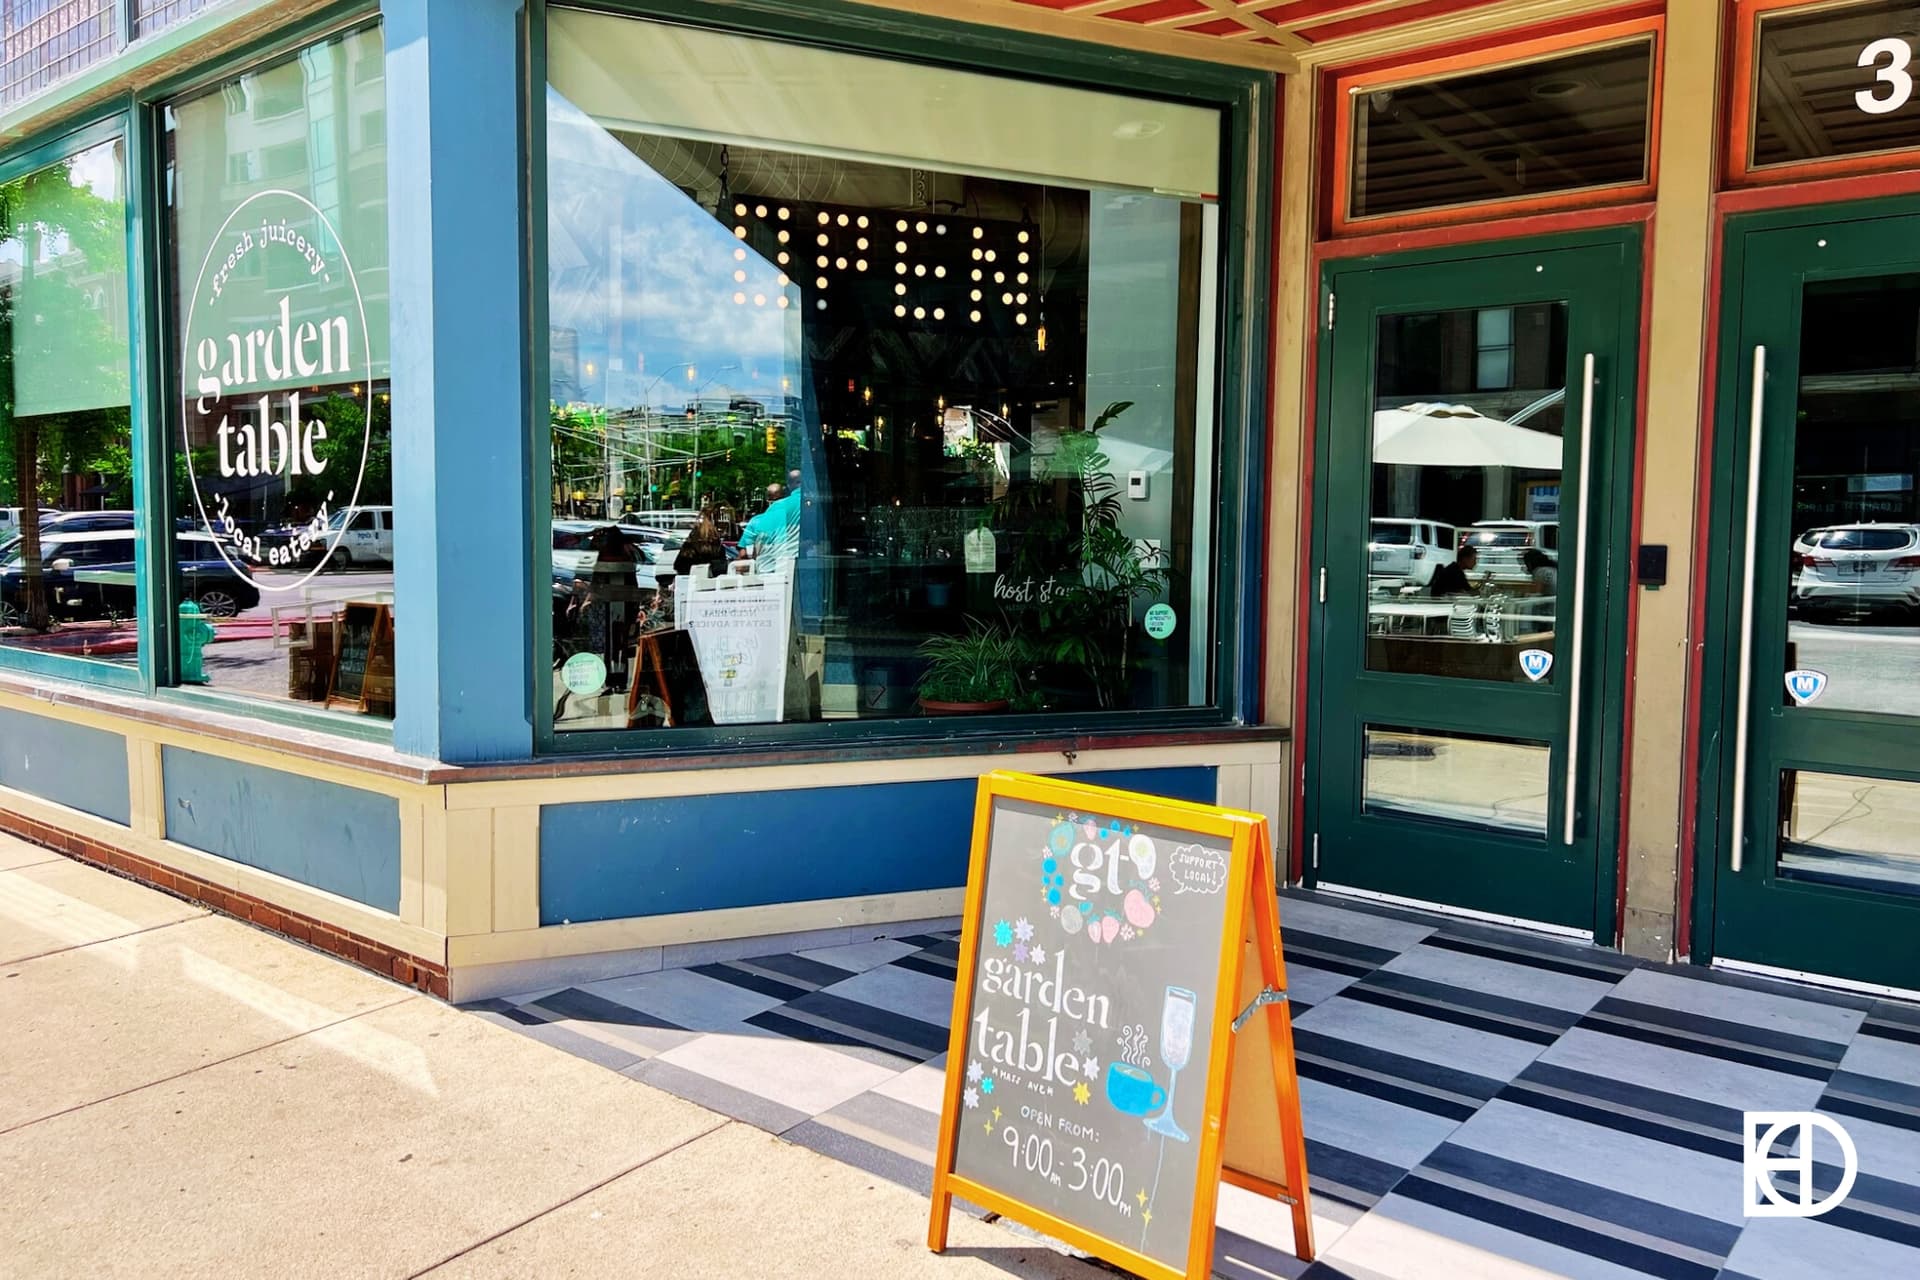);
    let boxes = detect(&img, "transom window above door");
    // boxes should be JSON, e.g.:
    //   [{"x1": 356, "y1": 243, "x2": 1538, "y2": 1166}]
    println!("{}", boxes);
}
[
  {"x1": 1328, "y1": 14, "x2": 1661, "y2": 234},
  {"x1": 1733, "y1": 0, "x2": 1920, "y2": 183}
]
